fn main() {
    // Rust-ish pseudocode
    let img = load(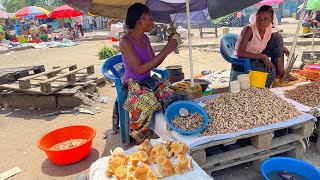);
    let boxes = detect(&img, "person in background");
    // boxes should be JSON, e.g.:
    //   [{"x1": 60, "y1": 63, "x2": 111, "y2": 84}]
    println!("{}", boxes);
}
[
  {"x1": 107, "y1": 18, "x2": 116, "y2": 31},
  {"x1": 0, "y1": 24, "x2": 3, "y2": 33},
  {"x1": 236, "y1": 11, "x2": 242, "y2": 27},
  {"x1": 312, "y1": 10, "x2": 320, "y2": 27},
  {"x1": 64, "y1": 18, "x2": 72, "y2": 29},
  {"x1": 111, "y1": 3, "x2": 177, "y2": 136},
  {"x1": 75, "y1": 16, "x2": 84, "y2": 37},
  {"x1": 92, "y1": 17, "x2": 97, "y2": 30},
  {"x1": 302, "y1": 10, "x2": 313, "y2": 27},
  {"x1": 239, "y1": 9, "x2": 247, "y2": 27},
  {"x1": 39, "y1": 24, "x2": 52, "y2": 34},
  {"x1": 234, "y1": 5, "x2": 297, "y2": 88}
]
